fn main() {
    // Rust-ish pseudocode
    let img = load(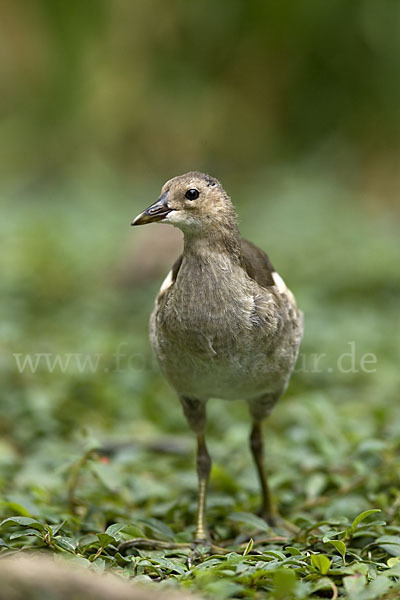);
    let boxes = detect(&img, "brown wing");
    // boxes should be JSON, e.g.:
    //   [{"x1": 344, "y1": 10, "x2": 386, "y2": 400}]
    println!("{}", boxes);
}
[
  {"x1": 156, "y1": 254, "x2": 183, "y2": 304},
  {"x1": 240, "y1": 238, "x2": 275, "y2": 288}
]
